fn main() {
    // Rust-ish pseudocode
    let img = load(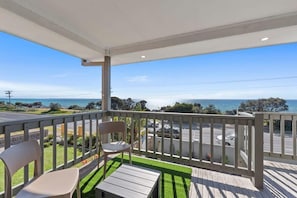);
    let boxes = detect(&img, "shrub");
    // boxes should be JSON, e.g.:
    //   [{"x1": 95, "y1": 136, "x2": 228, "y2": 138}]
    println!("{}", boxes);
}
[
  {"x1": 67, "y1": 134, "x2": 74, "y2": 145},
  {"x1": 43, "y1": 142, "x2": 50, "y2": 148},
  {"x1": 77, "y1": 137, "x2": 83, "y2": 146},
  {"x1": 49, "y1": 103, "x2": 62, "y2": 111}
]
